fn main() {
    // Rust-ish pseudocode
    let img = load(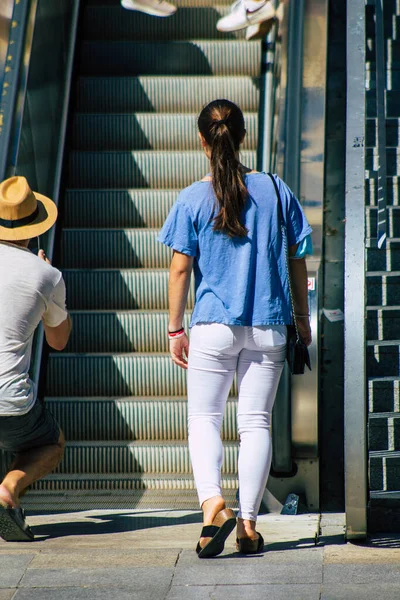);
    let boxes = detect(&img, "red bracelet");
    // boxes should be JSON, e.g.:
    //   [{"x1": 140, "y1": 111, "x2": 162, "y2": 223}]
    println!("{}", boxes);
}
[{"x1": 168, "y1": 328, "x2": 185, "y2": 340}]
